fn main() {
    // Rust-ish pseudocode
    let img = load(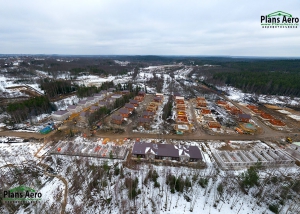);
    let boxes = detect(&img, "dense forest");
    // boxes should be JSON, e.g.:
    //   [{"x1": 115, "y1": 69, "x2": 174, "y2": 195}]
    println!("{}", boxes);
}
[
  {"x1": 40, "y1": 79, "x2": 75, "y2": 98},
  {"x1": 76, "y1": 86, "x2": 100, "y2": 98},
  {"x1": 76, "y1": 82, "x2": 115, "y2": 98},
  {"x1": 6, "y1": 96, "x2": 53, "y2": 123},
  {"x1": 212, "y1": 71, "x2": 300, "y2": 96},
  {"x1": 195, "y1": 59, "x2": 300, "y2": 96}
]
